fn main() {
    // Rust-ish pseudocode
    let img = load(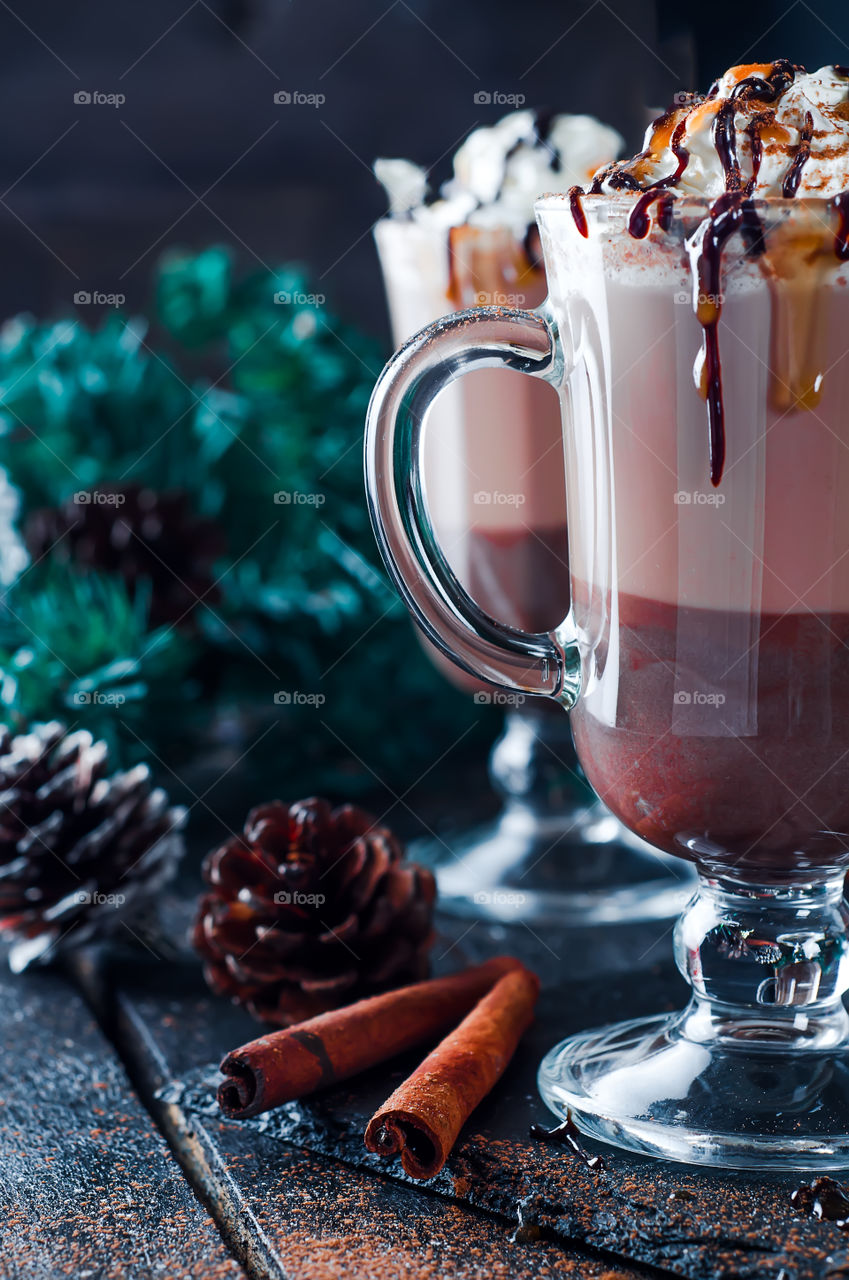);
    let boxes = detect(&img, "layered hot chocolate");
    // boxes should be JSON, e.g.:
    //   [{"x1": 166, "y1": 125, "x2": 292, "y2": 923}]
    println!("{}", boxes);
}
[{"x1": 542, "y1": 63, "x2": 849, "y2": 879}]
